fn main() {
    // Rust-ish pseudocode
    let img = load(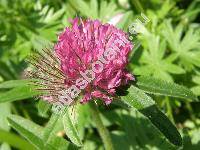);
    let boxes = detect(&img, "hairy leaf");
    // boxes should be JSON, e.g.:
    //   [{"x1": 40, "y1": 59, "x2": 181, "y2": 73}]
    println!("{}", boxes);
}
[
  {"x1": 0, "y1": 128, "x2": 35, "y2": 150},
  {"x1": 7, "y1": 115, "x2": 77, "y2": 150},
  {"x1": 136, "y1": 76, "x2": 198, "y2": 101},
  {"x1": 121, "y1": 86, "x2": 182, "y2": 146},
  {"x1": 0, "y1": 86, "x2": 40, "y2": 103},
  {"x1": 63, "y1": 108, "x2": 83, "y2": 147},
  {"x1": 0, "y1": 80, "x2": 31, "y2": 89}
]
